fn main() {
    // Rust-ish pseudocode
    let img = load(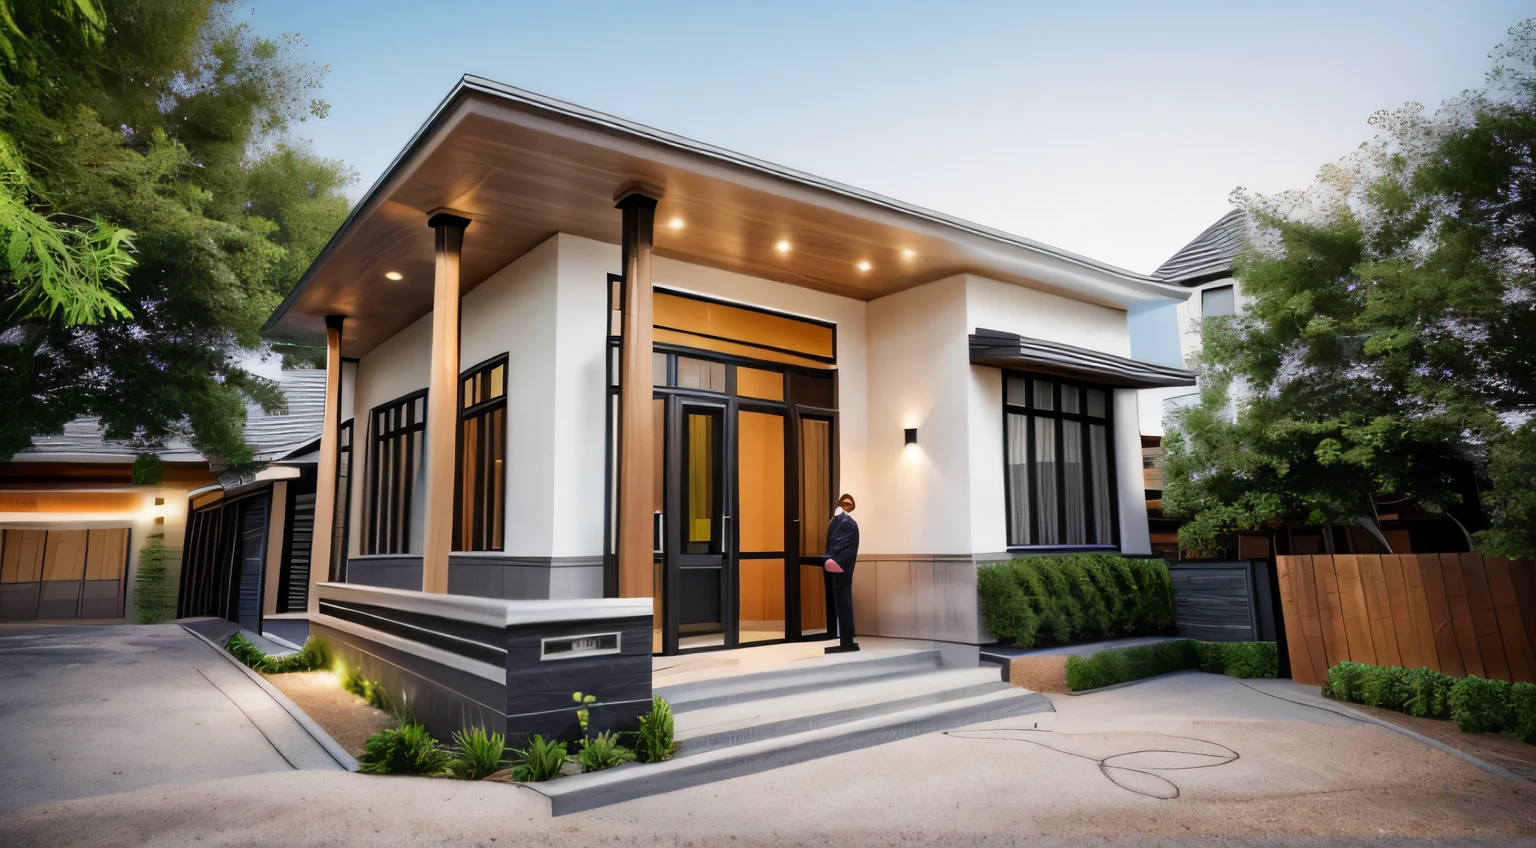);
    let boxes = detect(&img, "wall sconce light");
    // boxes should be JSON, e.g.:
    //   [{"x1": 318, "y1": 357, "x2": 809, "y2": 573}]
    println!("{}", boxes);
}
[{"x1": 904, "y1": 428, "x2": 918, "y2": 445}]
